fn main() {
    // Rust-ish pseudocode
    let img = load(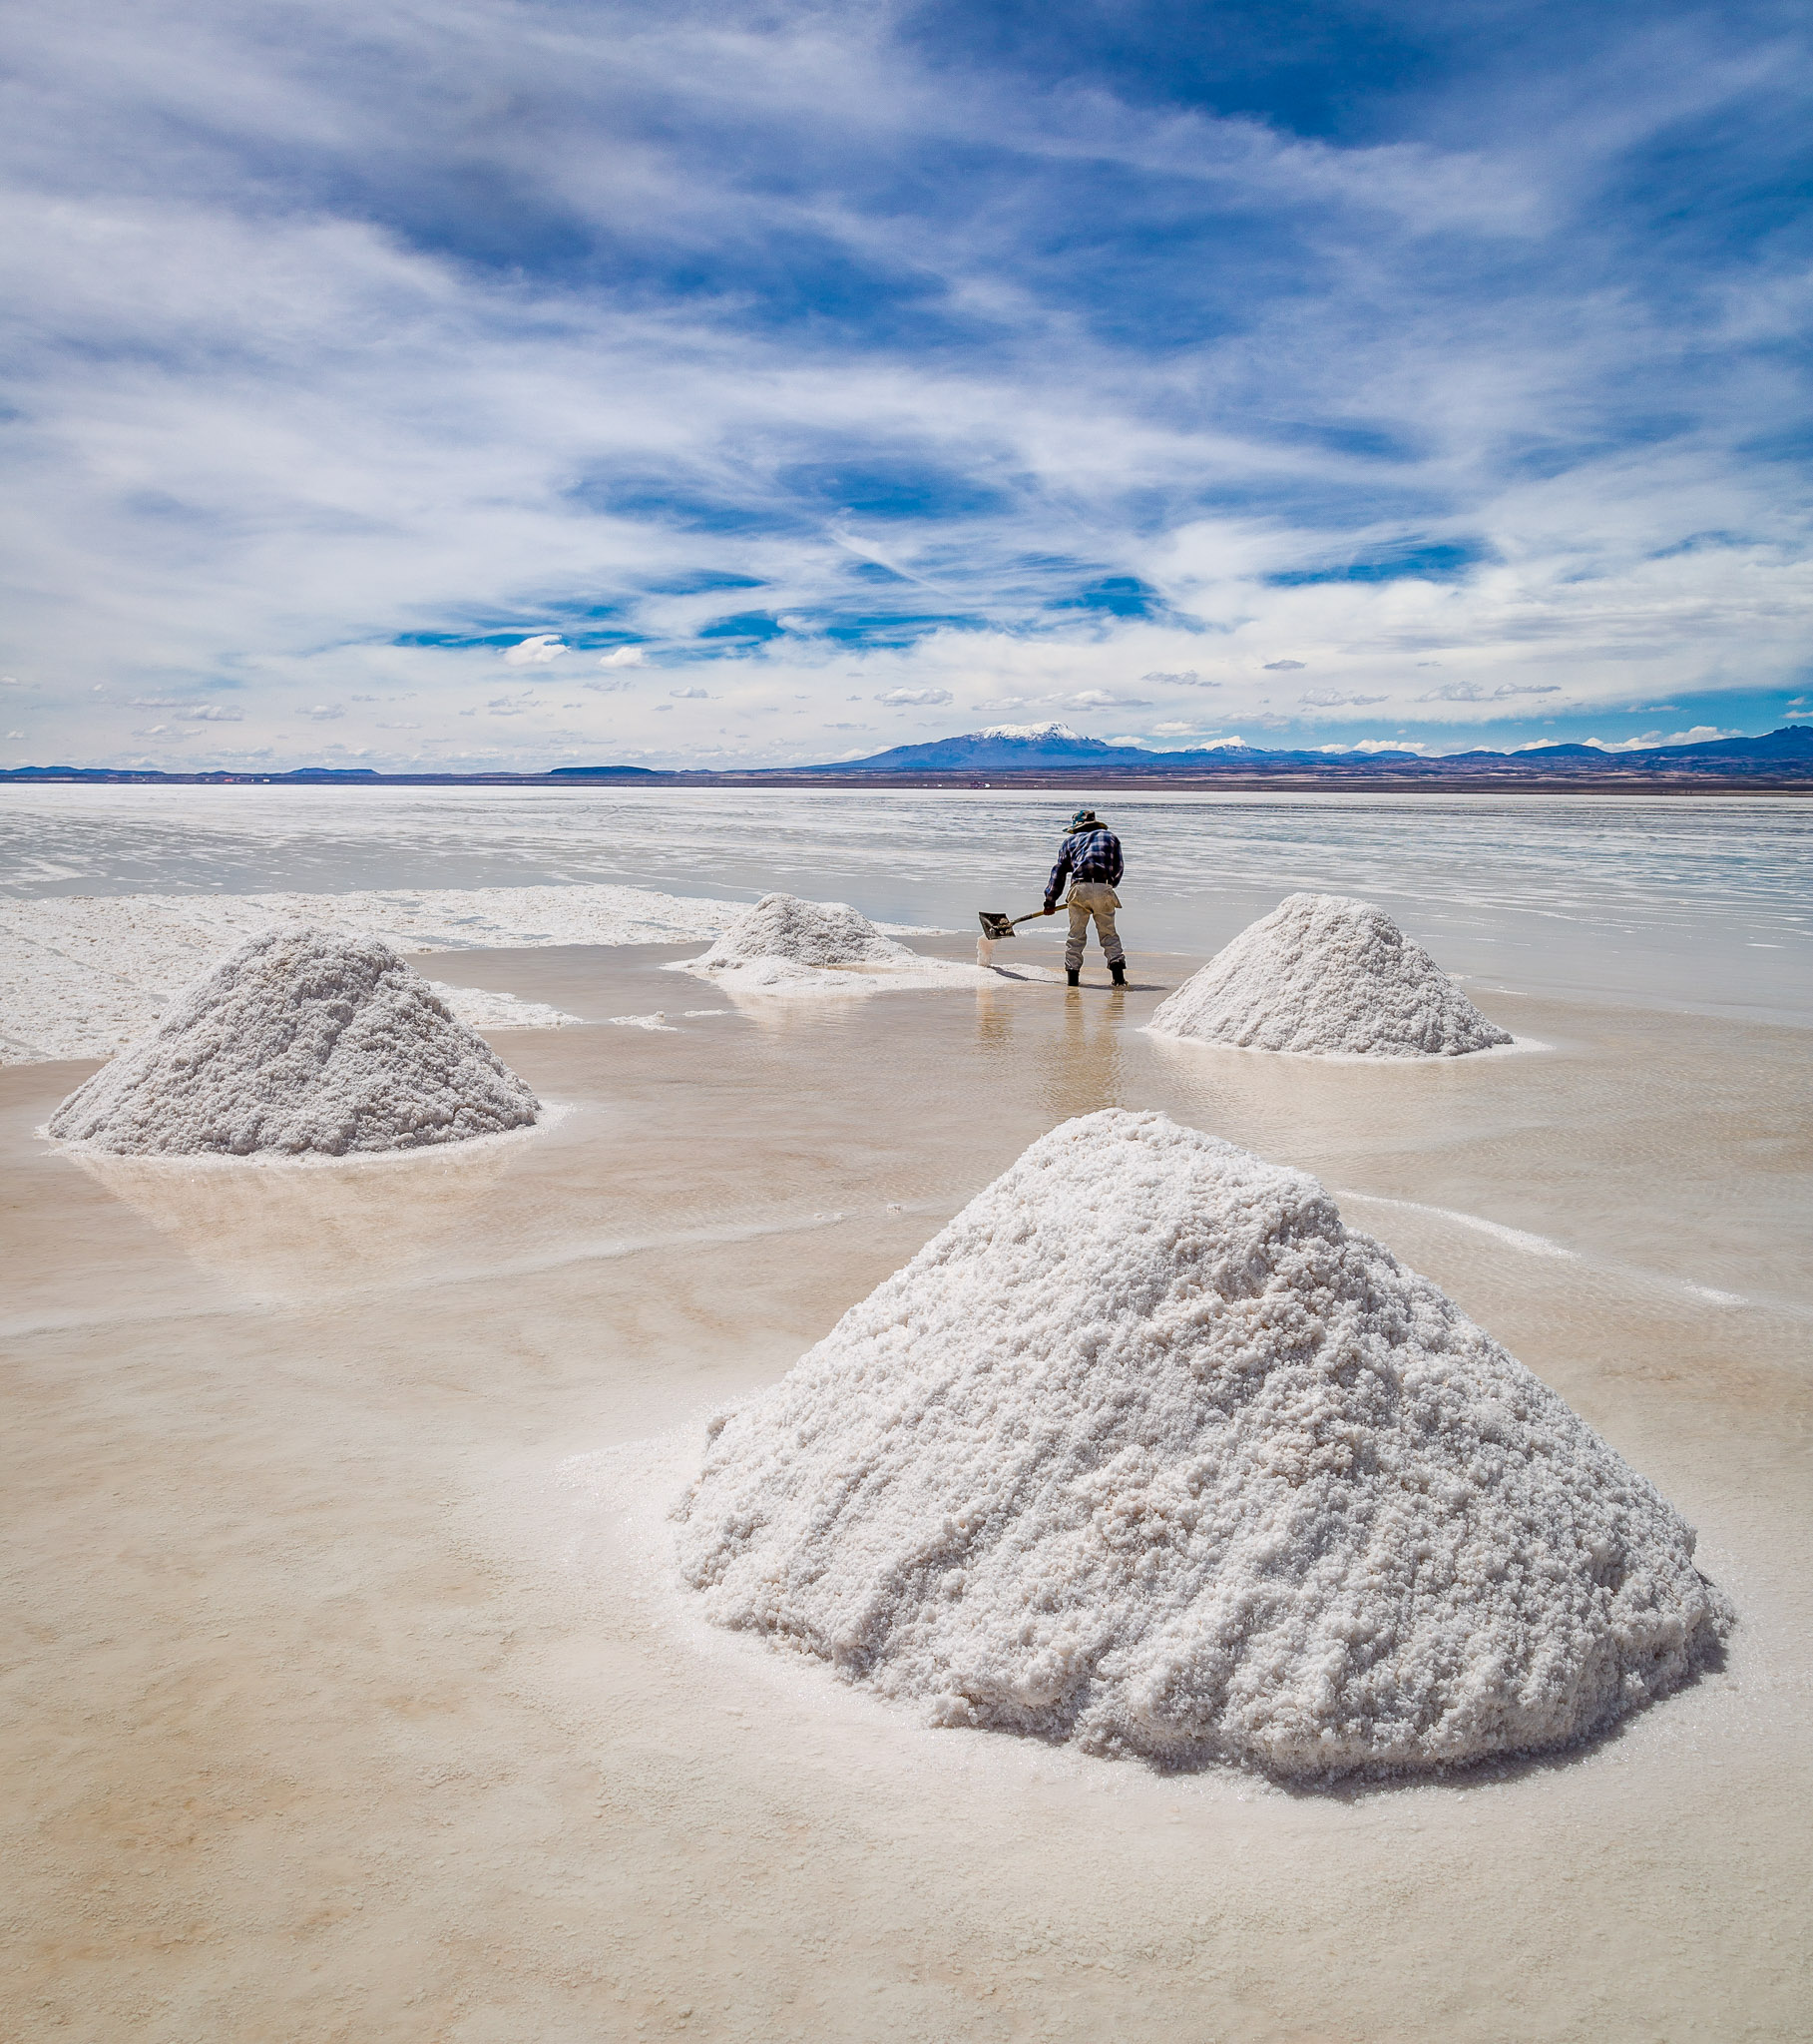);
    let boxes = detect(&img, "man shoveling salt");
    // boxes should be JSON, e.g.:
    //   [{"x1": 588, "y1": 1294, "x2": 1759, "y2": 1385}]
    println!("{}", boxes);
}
[{"x1": 1044, "y1": 808, "x2": 1128, "y2": 987}]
